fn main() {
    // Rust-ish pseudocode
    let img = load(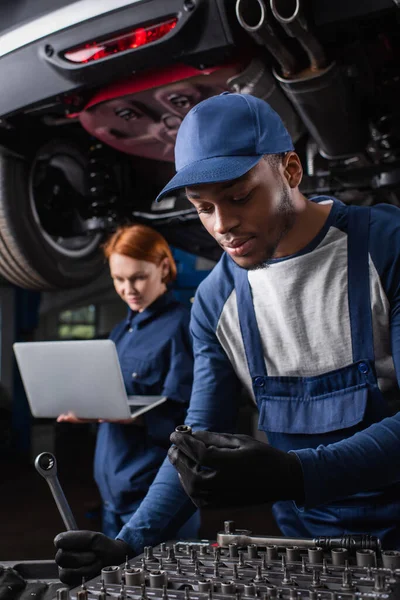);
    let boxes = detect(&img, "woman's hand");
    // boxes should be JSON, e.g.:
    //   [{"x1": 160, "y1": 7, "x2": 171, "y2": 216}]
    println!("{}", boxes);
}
[
  {"x1": 57, "y1": 412, "x2": 98, "y2": 424},
  {"x1": 57, "y1": 412, "x2": 145, "y2": 426}
]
